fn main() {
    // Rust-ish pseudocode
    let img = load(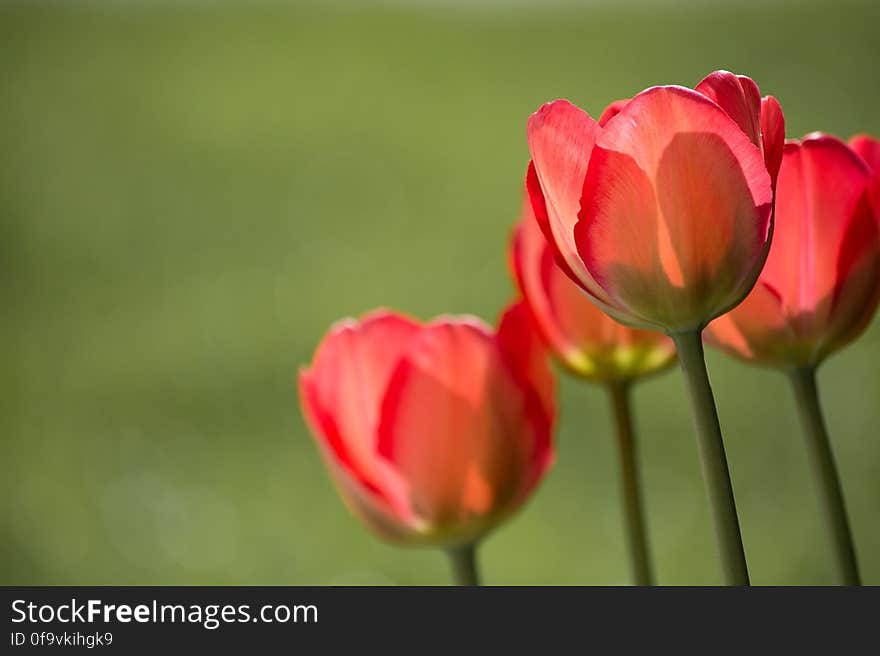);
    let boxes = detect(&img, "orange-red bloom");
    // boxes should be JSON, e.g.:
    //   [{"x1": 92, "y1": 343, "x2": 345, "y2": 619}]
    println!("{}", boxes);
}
[
  {"x1": 299, "y1": 304, "x2": 555, "y2": 547},
  {"x1": 707, "y1": 133, "x2": 880, "y2": 367},
  {"x1": 511, "y1": 190, "x2": 676, "y2": 383},
  {"x1": 526, "y1": 70, "x2": 784, "y2": 333}
]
